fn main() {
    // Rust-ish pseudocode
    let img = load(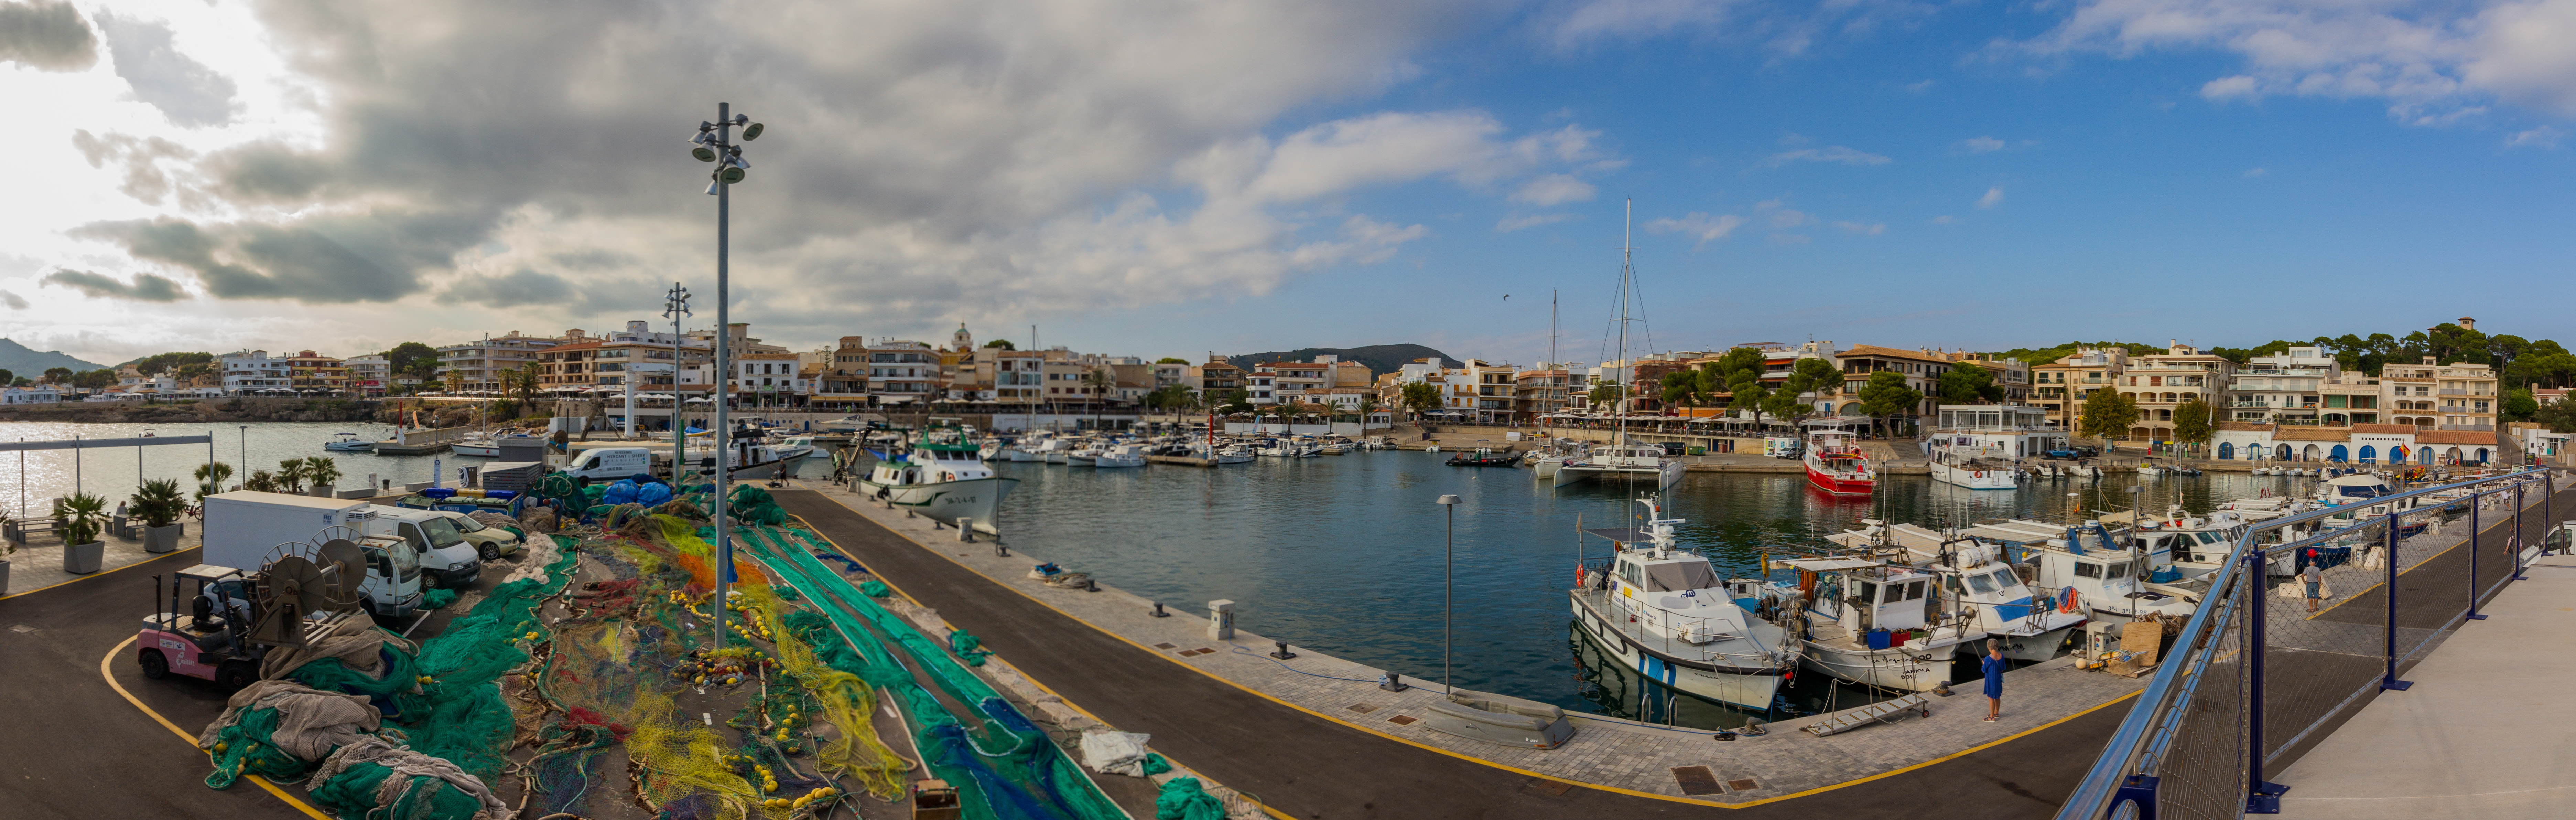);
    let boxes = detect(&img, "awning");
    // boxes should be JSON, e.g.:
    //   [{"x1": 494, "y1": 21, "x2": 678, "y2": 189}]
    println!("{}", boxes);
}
[{"x1": 1781, "y1": 557, "x2": 1881, "y2": 571}]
